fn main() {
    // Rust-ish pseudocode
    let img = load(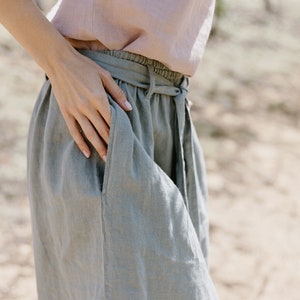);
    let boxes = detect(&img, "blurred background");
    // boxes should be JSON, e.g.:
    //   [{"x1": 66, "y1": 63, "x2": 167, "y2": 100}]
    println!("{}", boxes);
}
[{"x1": 0, "y1": 0, "x2": 300, "y2": 299}]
